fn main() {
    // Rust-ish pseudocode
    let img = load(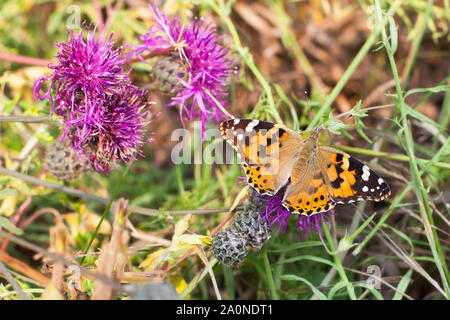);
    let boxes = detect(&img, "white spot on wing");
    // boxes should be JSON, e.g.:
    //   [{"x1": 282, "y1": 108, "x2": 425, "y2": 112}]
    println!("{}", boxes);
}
[
  {"x1": 245, "y1": 120, "x2": 260, "y2": 132},
  {"x1": 362, "y1": 186, "x2": 369, "y2": 192},
  {"x1": 362, "y1": 165, "x2": 370, "y2": 181}
]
